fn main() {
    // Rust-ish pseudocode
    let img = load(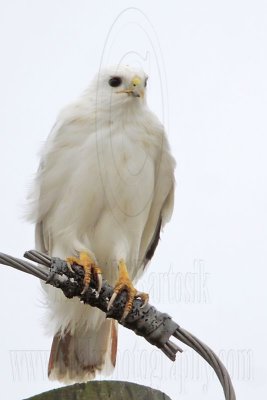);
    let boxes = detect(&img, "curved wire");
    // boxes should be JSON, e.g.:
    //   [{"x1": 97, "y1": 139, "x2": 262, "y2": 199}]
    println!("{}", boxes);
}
[
  {"x1": 173, "y1": 327, "x2": 236, "y2": 400},
  {"x1": 0, "y1": 250, "x2": 236, "y2": 400}
]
